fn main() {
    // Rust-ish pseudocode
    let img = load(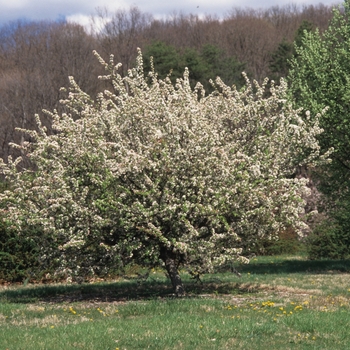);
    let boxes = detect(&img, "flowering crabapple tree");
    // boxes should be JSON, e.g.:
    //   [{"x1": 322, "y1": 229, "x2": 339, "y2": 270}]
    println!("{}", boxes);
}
[{"x1": 0, "y1": 49, "x2": 329, "y2": 295}]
